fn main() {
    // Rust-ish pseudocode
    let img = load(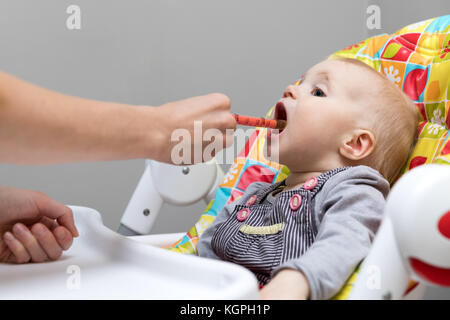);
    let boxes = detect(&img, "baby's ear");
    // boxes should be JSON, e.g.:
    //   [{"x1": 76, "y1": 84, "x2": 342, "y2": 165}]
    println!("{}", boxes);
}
[{"x1": 339, "y1": 129, "x2": 375, "y2": 161}]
